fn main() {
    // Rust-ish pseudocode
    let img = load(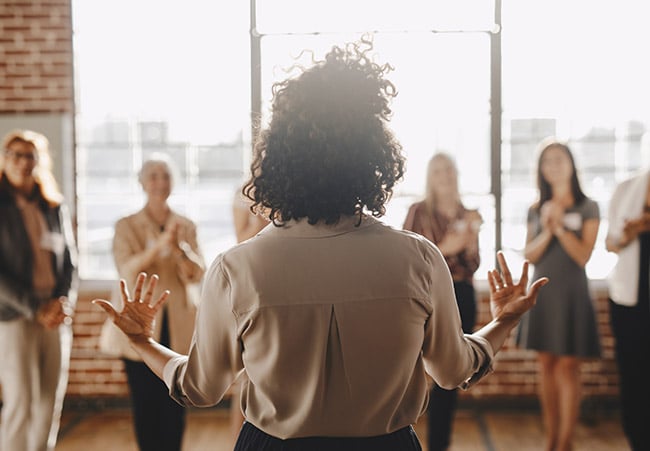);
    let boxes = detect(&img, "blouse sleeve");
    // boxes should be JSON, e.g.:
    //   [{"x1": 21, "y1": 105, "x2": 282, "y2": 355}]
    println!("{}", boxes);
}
[
  {"x1": 163, "y1": 255, "x2": 243, "y2": 406},
  {"x1": 421, "y1": 245, "x2": 493, "y2": 389}
]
